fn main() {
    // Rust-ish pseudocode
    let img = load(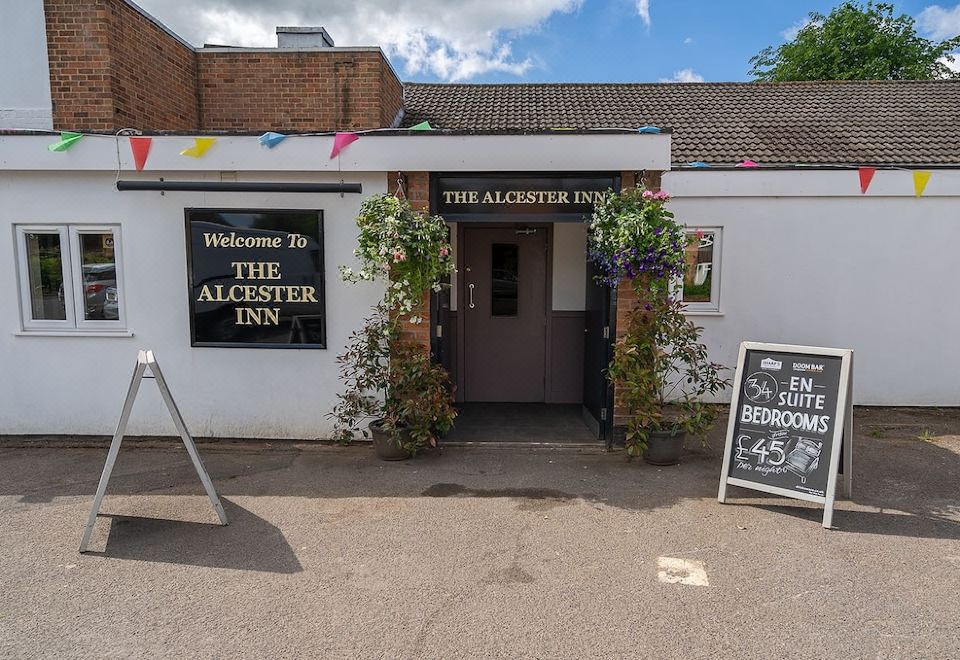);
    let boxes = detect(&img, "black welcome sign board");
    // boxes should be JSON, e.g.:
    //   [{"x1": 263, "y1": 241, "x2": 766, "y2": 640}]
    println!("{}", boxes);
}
[
  {"x1": 718, "y1": 342, "x2": 853, "y2": 529},
  {"x1": 185, "y1": 209, "x2": 326, "y2": 348}
]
